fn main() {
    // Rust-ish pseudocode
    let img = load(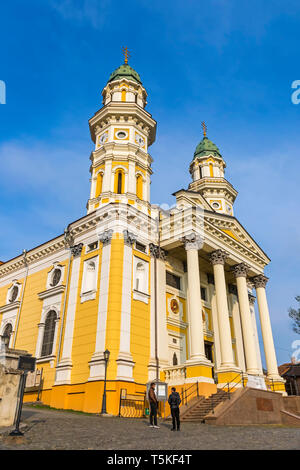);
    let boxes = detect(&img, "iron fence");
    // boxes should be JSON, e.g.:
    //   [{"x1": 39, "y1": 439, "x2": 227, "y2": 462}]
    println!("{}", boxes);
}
[{"x1": 118, "y1": 389, "x2": 146, "y2": 418}]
